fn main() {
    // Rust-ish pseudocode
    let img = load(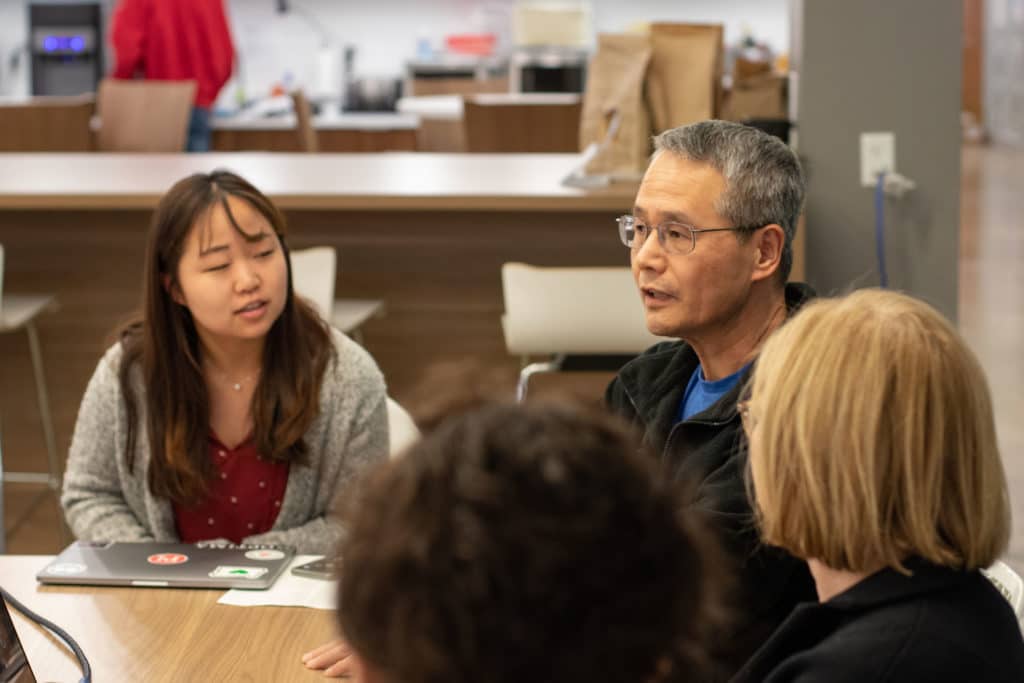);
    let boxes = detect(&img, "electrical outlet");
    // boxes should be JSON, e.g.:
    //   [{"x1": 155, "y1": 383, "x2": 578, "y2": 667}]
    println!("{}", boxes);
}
[{"x1": 860, "y1": 132, "x2": 895, "y2": 187}]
